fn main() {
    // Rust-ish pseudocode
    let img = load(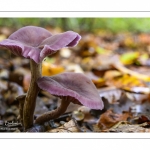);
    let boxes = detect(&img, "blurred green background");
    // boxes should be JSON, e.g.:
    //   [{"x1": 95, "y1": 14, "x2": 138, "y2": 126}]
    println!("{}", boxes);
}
[{"x1": 1, "y1": 18, "x2": 150, "y2": 33}]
